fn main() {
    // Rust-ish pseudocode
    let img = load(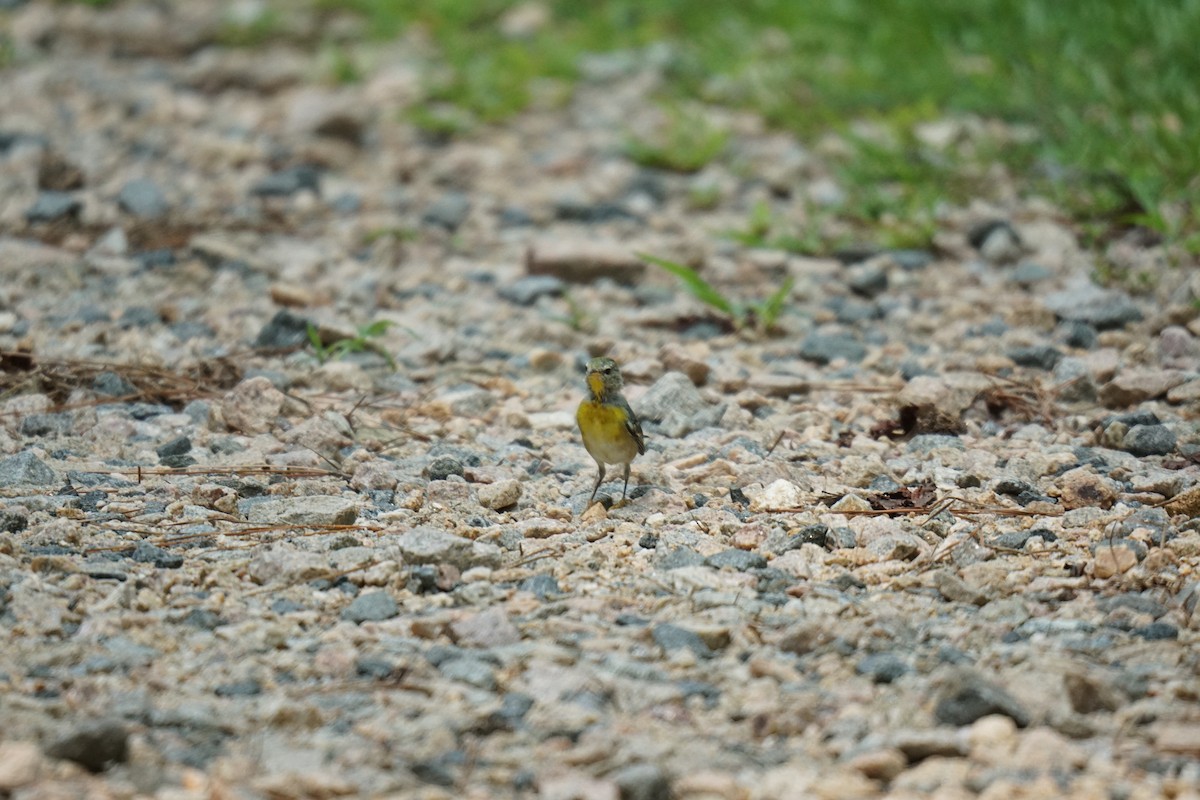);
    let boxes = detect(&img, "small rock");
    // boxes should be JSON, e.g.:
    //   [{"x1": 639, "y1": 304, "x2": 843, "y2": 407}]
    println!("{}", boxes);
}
[
  {"x1": 636, "y1": 371, "x2": 724, "y2": 437},
  {"x1": 426, "y1": 457, "x2": 465, "y2": 481},
  {"x1": 1062, "y1": 669, "x2": 1124, "y2": 714},
  {"x1": 658, "y1": 343, "x2": 710, "y2": 386},
  {"x1": 478, "y1": 479, "x2": 522, "y2": 510},
  {"x1": 395, "y1": 526, "x2": 502, "y2": 570},
  {"x1": 1133, "y1": 621, "x2": 1178, "y2": 640},
  {"x1": 846, "y1": 262, "x2": 888, "y2": 297},
  {"x1": 969, "y1": 220, "x2": 1022, "y2": 263},
  {"x1": 251, "y1": 165, "x2": 321, "y2": 197},
  {"x1": 1092, "y1": 545, "x2": 1138, "y2": 579},
  {"x1": 1045, "y1": 284, "x2": 1143, "y2": 330},
  {"x1": 704, "y1": 549, "x2": 767, "y2": 571},
  {"x1": 856, "y1": 653, "x2": 910, "y2": 684},
  {"x1": 221, "y1": 376, "x2": 285, "y2": 434},
  {"x1": 1055, "y1": 468, "x2": 1119, "y2": 510},
  {"x1": 845, "y1": 748, "x2": 906, "y2": 782},
  {"x1": 129, "y1": 542, "x2": 183, "y2": 569},
  {"x1": 254, "y1": 309, "x2": 314, "y2": 349},
  {"x1": 342, "y1": 591, "x2": 399, "y2": 623},
  {"x1": 748, "y1": 373, "x2": 809, "y2": 398},
  {"x1": 117, "y1": 178, "x2": 169, "y2": 218},
  {"x1": 438, "y1": 657, "x2": 497, "y2": 690},
  {"x1": 799, "y1": 333, "x2": 867, "y2": 364},
  {"x1": 1167, "y1": 378, "x2": 1200, "y2": 405},
  {"x1": 0, "y1": 451, "x2": 57, "y2": 487},
  {"x1": 612, "y1": 763, "x2": 670, "y2": 800},
  {"x1": 450, "y1": 607, "x2": 521, "y2": 648},
  {"x1": 243, "y1": 495, "x2": 358, "y2": 526},
  {"x1": 934, "y1": 670, "x2": 1030, "y2": 727},
  {"x1": 1120, "y1": 424, "x2": 1176, "y2": 457},
  {"x1": 155, "y1": 436, "x2": 192, "y2": 459},
  {"x1": 1099, "y1": 370, "x2": 1186, "y2": 407},
  {"x1": 498, "y1": 275, "x2": 565, "y2": 306},
  {"x1": 423, "y1": 191, "x2": 471, "y2": 230},
  {"x1": 46, "y1": 722, "x2": 128, "y2": 773},
  {"x1": 26, "y1": 192, "x2": 82, "y2": 223},
  {"x1": 1008, "y1": 344, "x2": 1062, "y2": 371},
  {"x1": 91, "y1": 371, "x2": 136, "y2": 396},
  {"x1": 1155, "y1": 724, "x2": 1200, "y2": 757},
  {"x1": 526, "y1": 239, "x2": 645, "y2": 284},
  {"x1": 0, "y1": 741, "x2": 42, "y2": 790},
  {"x1": 651, "y1": 623, "x2": 712, "y2": 659},
  {"x1": 746, "y1": 479, "x2": 805, "y2": 512},
  {"x1": 932, "y1": 570, "x2": 988, "y2": 606}
]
